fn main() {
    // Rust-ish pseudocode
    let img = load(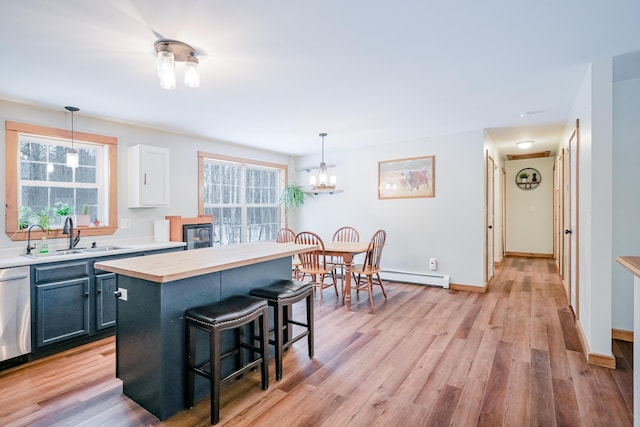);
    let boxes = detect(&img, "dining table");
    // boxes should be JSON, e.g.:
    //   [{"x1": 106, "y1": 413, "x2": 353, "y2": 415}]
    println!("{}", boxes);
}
[{"x1": 322, "y1": 241, "x2": 370, "y2": 302}]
